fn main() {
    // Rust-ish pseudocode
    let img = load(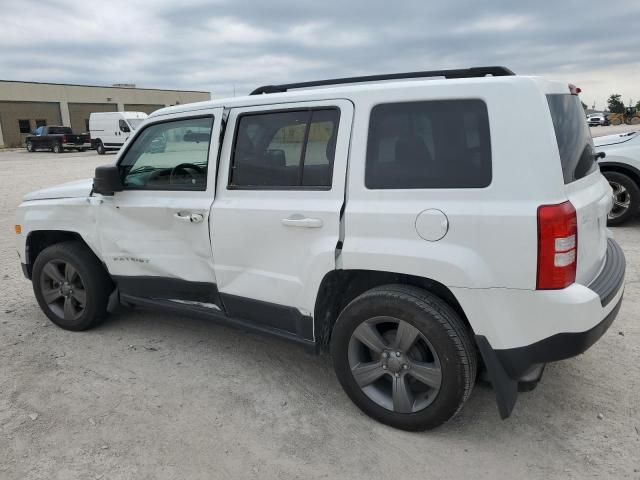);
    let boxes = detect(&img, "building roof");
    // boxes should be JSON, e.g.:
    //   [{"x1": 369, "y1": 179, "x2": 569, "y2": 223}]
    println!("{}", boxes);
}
[{"x1": 0, "y1": 79, "x2": 209, "y2": 94}]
